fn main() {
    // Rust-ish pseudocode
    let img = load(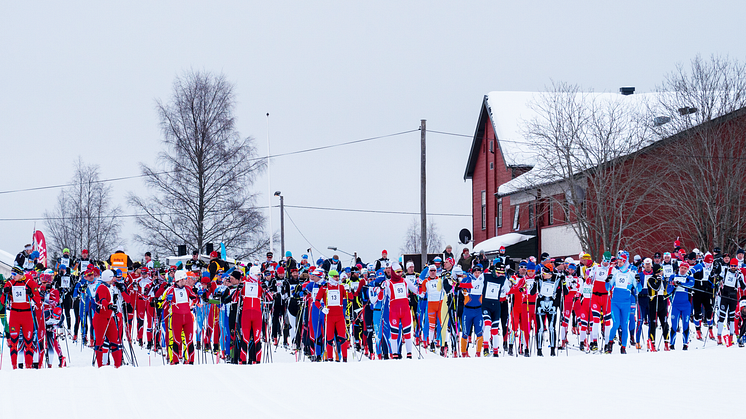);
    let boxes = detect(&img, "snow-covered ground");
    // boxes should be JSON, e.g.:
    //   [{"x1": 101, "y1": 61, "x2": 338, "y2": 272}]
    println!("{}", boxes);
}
[{"x1": 0, "y1": 333, "x2": 741, "y2": 419}]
